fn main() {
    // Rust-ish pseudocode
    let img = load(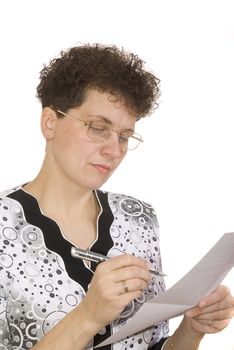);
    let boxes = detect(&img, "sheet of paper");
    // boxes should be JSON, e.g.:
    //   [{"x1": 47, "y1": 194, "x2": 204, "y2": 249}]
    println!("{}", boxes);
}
[{"x1": 97, "y1": 232, "x2": 234, "y2": 347}]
